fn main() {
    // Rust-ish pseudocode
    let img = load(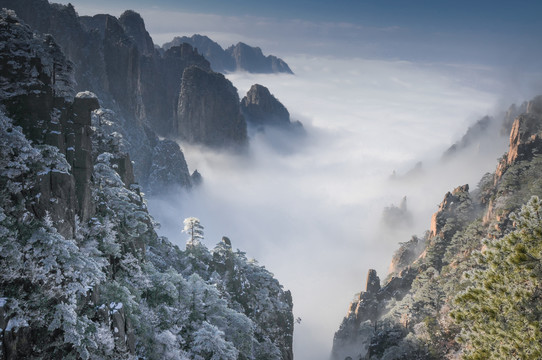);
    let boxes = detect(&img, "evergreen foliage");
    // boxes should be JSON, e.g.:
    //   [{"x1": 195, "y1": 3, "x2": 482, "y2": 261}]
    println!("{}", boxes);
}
[
  {"x1": 452, "y1": 196, "x2": 542, "y2": 359},
  {"x1": 0, "y1": 105, "x2": 293, "y2": 359}
]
